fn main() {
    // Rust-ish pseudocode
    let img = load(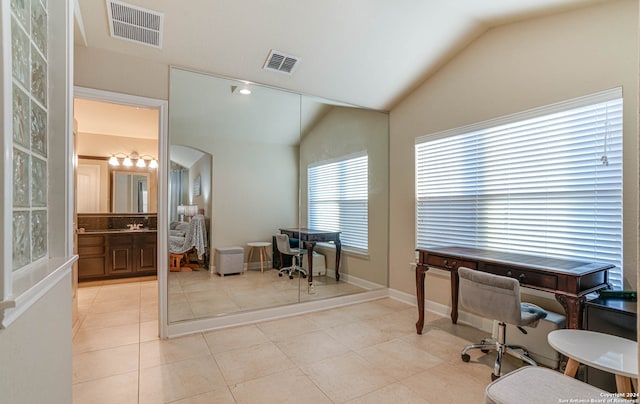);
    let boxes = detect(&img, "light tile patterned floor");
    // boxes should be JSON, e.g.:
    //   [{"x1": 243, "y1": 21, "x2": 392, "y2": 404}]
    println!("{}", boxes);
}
[
  {"x1": 168, "y1": 269, "x2": 368, "y2": 322},
  {"x1": 73, "y1": 280, "x2": 522, "y2": 404}
]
